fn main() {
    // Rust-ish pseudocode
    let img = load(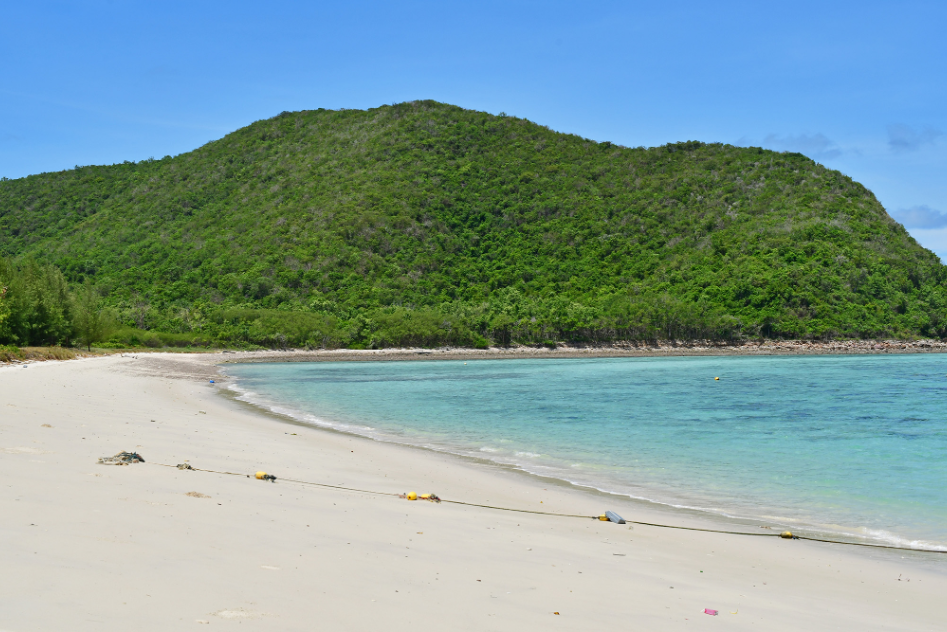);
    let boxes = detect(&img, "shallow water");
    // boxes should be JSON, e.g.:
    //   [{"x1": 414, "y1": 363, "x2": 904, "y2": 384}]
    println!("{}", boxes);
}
[{"x1": 225, "y1": 354, "x2": 947, "y2": 549}]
